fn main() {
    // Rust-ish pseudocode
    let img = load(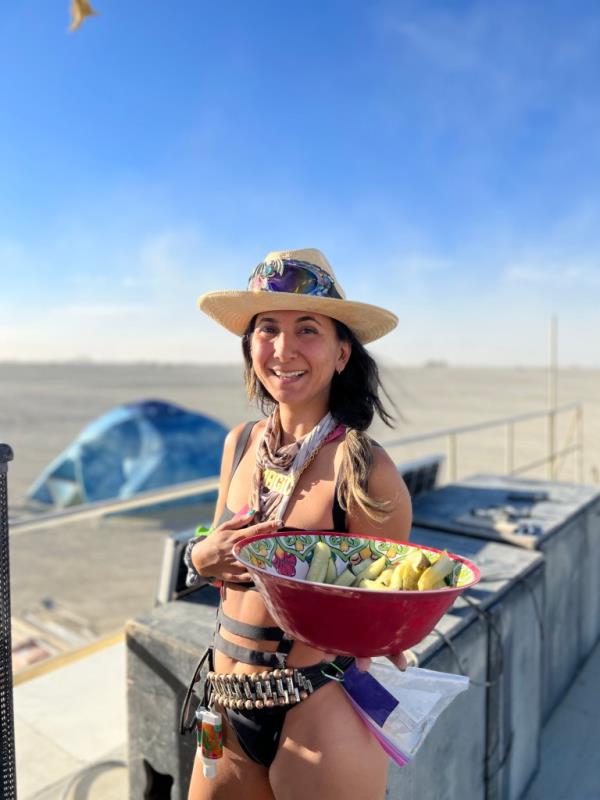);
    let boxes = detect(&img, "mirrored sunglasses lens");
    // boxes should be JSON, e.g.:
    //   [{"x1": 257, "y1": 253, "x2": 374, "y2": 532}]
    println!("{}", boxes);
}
[
  {"x1": 249, "y1": 265, "x2": 321, "y2": 295},
  {"x1": 270, "y1": 268, "x2": 318, "y2": 294}
]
